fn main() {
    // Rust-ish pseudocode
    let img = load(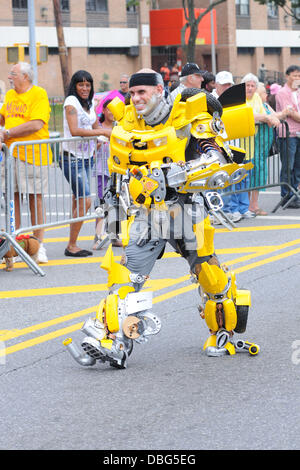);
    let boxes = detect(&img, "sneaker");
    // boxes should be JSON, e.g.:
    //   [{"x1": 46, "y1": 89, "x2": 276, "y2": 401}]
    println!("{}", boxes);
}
[
  {"x1": 37, "y1": 243, "x2": 48, "y2": 263},
  {"x1": 241, "y1": 210, "x2": 256, "y2": 219},
  {"x1": 226, "y1": 212, "x2": 242, "y2": 223},
  {"x1": 2, "y1": 255, "x2": 21, "y2": 263}
]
